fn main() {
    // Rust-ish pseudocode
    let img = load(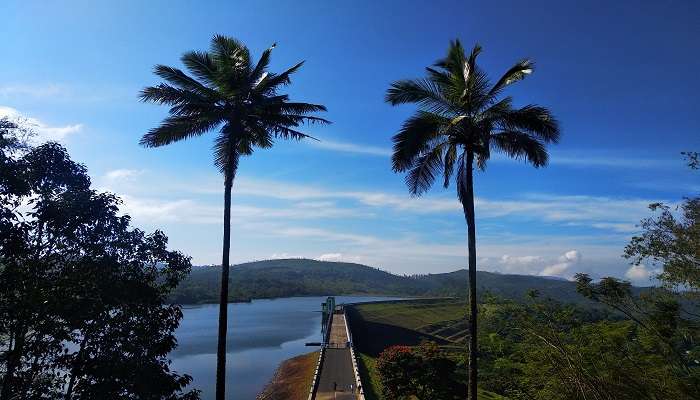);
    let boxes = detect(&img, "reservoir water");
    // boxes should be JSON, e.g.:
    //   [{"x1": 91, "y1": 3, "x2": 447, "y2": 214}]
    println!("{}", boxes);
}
[{"x1": 170, "y1": 296, "x2": 396, "y2": 400}]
